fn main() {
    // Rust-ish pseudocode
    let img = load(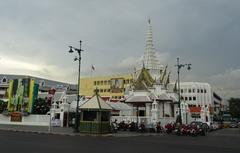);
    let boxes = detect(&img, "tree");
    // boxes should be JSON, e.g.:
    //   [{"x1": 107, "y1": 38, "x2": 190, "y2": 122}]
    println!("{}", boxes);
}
[
  {"x1": 0, "y1": 100, "x2": 7, "y2": 113},
  {"x1": 32, "y1": 98, "x2": 50, "y2": 114},
  {"x1": 228, "y1": 98, "x2": 240, "y2": 118}
]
